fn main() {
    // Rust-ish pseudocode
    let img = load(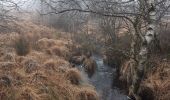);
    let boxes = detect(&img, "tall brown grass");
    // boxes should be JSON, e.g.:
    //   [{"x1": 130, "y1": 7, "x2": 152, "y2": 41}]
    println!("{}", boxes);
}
[
  {"x1": 65, "y1": 68, "x2": 82, "y2": 85},
  {"x1": 119, "y1": 56, "x2": 170, "y2": 100},
  {"x1": 0, "y1": 21, "x2": 99, "y2": 100},
  {"x1": 76, "y1": 89, "x2": 99, "y2": 100}
]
